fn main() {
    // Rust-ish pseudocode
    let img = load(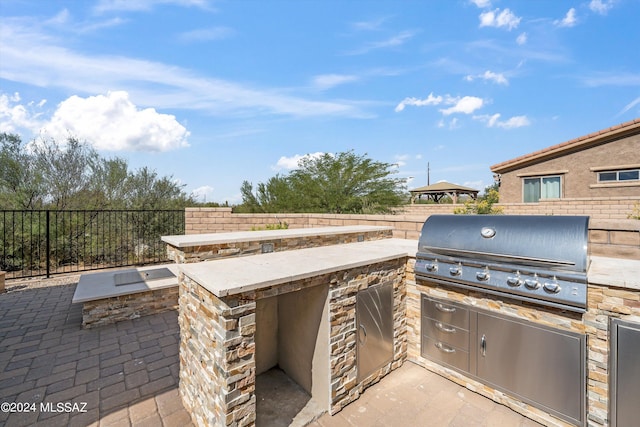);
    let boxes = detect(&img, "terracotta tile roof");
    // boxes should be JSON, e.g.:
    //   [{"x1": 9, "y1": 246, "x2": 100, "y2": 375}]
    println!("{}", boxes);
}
[{"x1": 490, "y1": 118, "x2": 640, "y2": 173}]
